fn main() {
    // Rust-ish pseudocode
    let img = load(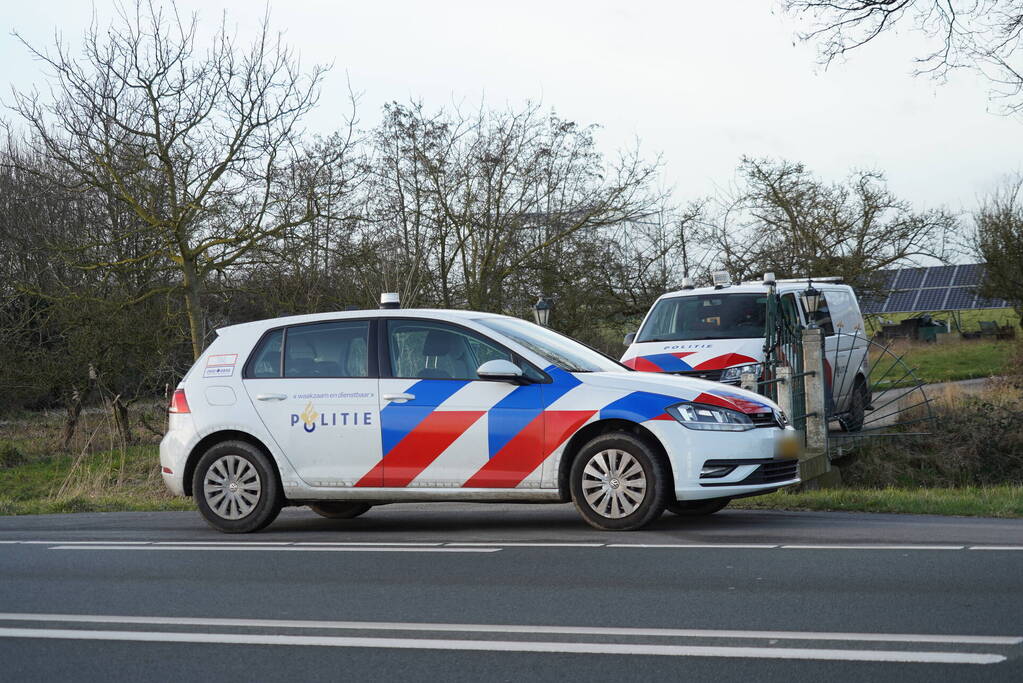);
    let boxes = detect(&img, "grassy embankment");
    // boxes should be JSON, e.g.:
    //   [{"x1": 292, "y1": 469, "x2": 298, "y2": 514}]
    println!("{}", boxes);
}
[{"x1": 0, "y1": 341, "x2": 1021, "y2": 518}]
